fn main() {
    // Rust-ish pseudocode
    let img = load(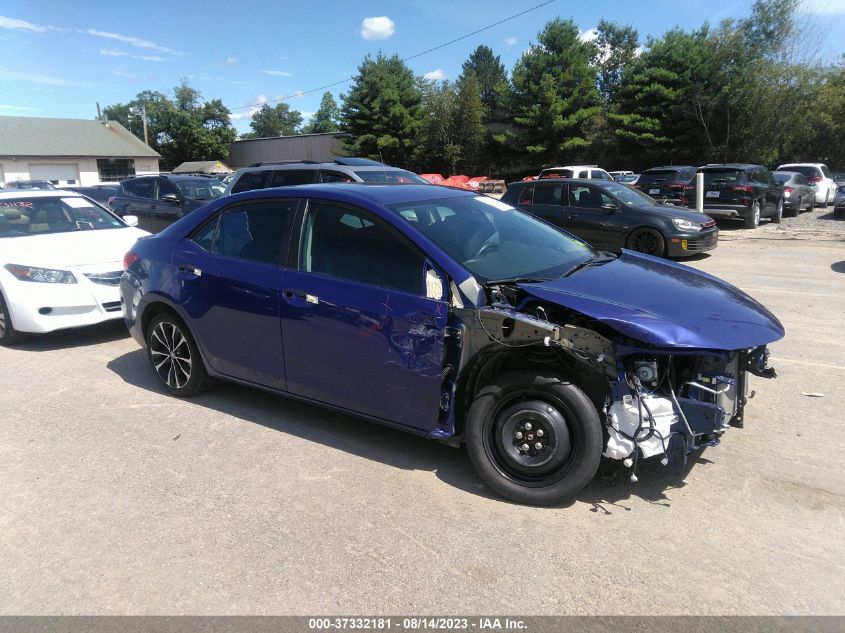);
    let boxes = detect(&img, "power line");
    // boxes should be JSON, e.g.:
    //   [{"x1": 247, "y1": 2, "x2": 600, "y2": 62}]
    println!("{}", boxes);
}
[{"x1": 230, "y1": 0, "x2": 557, "y2": 111}]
